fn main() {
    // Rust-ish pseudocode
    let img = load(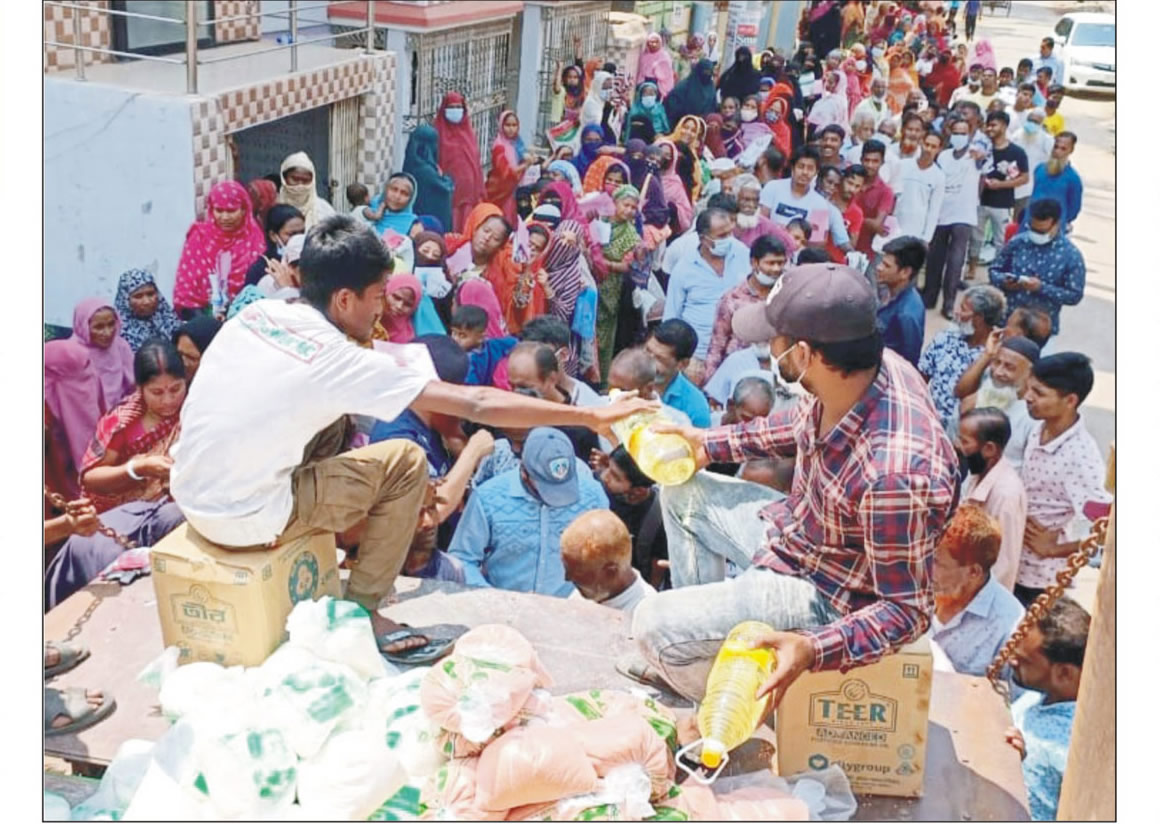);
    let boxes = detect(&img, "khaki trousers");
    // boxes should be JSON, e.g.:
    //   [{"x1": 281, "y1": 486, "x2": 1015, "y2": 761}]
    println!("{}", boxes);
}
[{"x1": 281, "y1": 418, "x2": 428, "y2": 612}]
